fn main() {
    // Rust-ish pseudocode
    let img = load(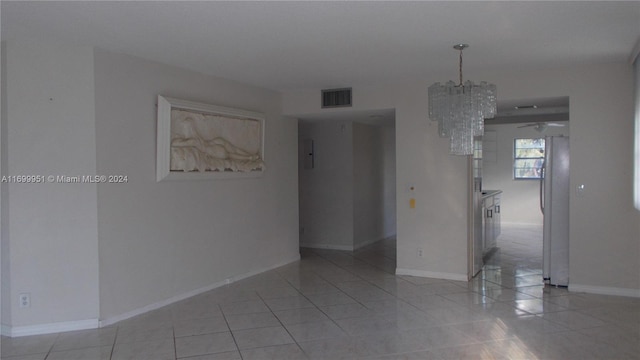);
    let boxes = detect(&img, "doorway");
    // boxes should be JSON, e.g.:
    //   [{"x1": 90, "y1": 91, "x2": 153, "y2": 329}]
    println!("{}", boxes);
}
[
  {"x1": 471, "y1": 97, "x2": 570, "y2": 282},
  {"x1": 297, "y1": 109, "x2": 397, "y2": 263}
]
